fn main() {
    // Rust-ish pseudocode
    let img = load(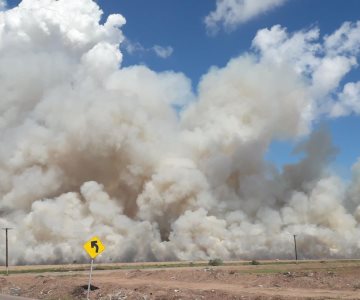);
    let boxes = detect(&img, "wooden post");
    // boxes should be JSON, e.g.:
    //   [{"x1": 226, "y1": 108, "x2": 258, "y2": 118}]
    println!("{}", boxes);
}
[
  {"x1": 2, "y1": 228, "x2": 12, "y2": 275},
  {"x1": 293, "y1": 234, "x2": 298, "y2": 261}
]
